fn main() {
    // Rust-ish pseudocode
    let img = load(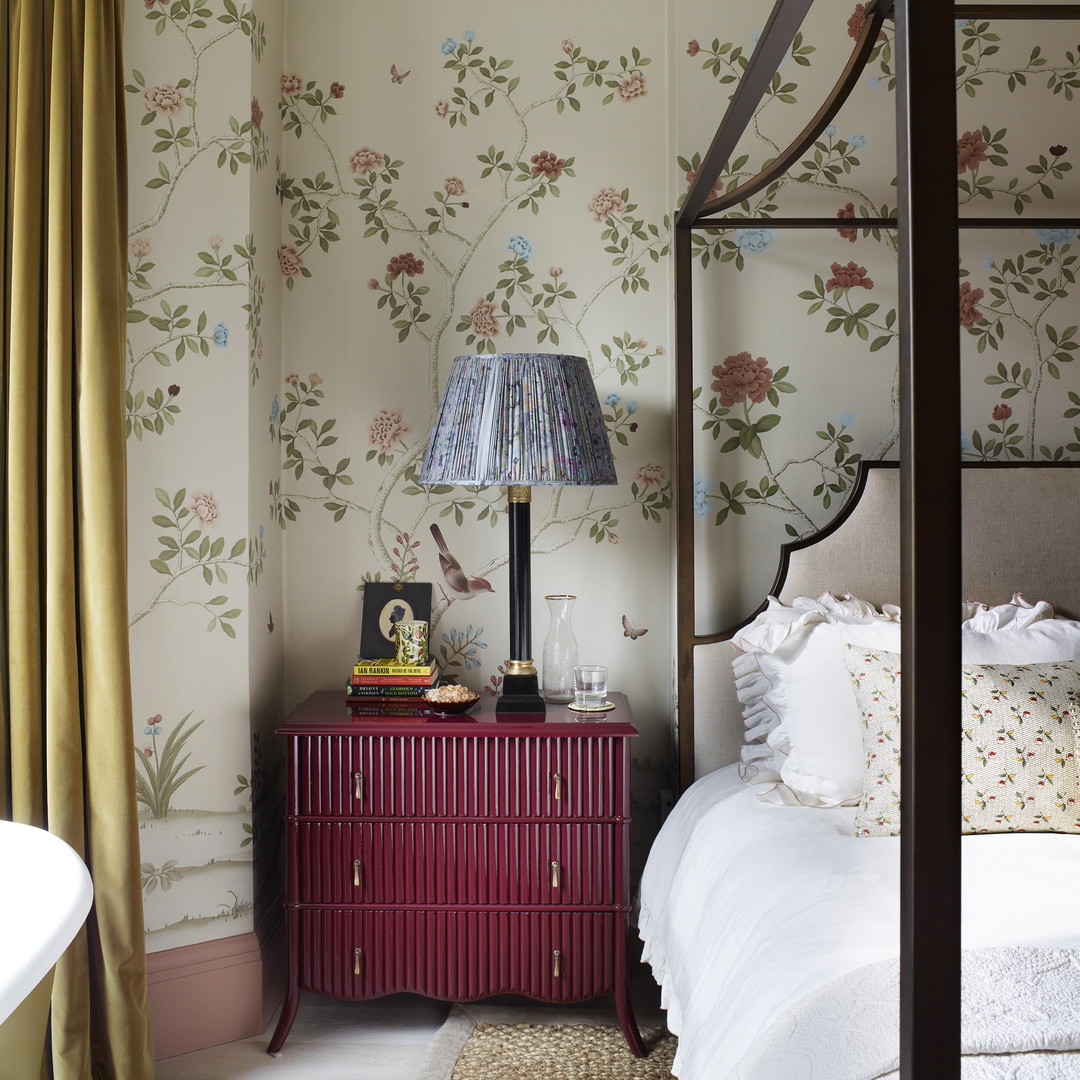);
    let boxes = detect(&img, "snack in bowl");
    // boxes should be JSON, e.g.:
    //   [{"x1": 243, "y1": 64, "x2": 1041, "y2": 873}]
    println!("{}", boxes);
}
[{"x1": 422, "y1": 685, "x2": 480, "y2": 714}]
